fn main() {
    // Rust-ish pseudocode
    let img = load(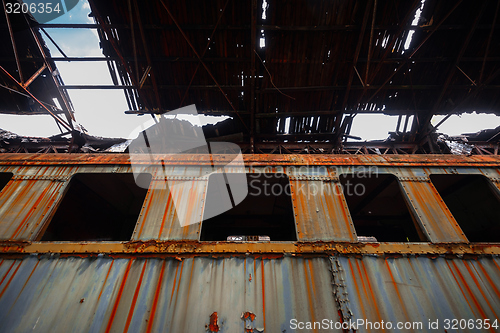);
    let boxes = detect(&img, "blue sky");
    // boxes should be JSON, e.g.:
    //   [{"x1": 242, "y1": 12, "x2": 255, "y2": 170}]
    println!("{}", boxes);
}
[{"x1": 1, "y1": 0, "x2": 499, "y2": 141}]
